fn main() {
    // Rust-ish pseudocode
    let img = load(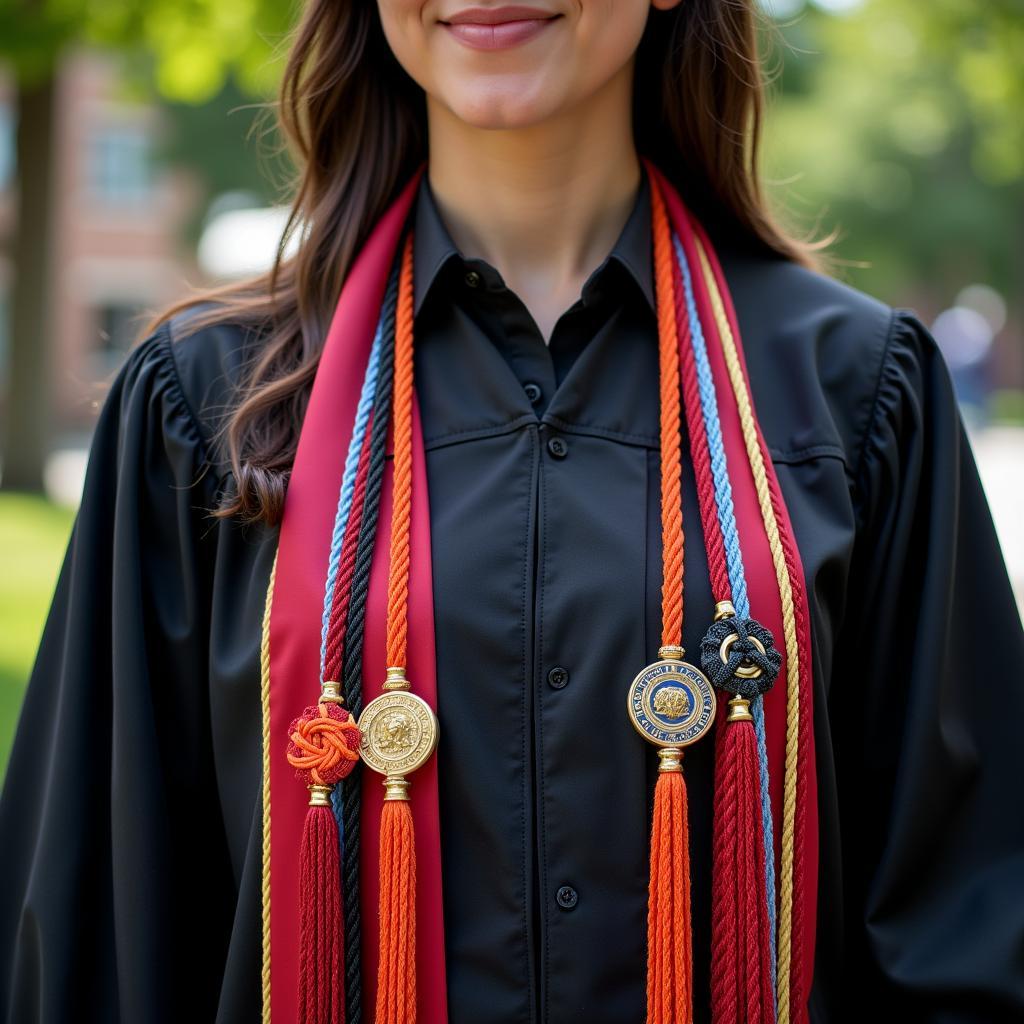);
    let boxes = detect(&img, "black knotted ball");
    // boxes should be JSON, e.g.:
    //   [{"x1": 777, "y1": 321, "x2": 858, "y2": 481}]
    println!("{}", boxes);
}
[{"x1": 699, "y1": 615, "x2": 781, "y2": 698}]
